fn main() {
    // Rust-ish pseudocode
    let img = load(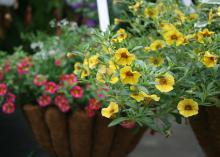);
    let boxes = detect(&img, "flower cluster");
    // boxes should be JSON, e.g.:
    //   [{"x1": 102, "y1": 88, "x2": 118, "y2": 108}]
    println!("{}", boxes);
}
[{"x1": 72, "y1": 0, "x2": 220, "y2": 133}]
